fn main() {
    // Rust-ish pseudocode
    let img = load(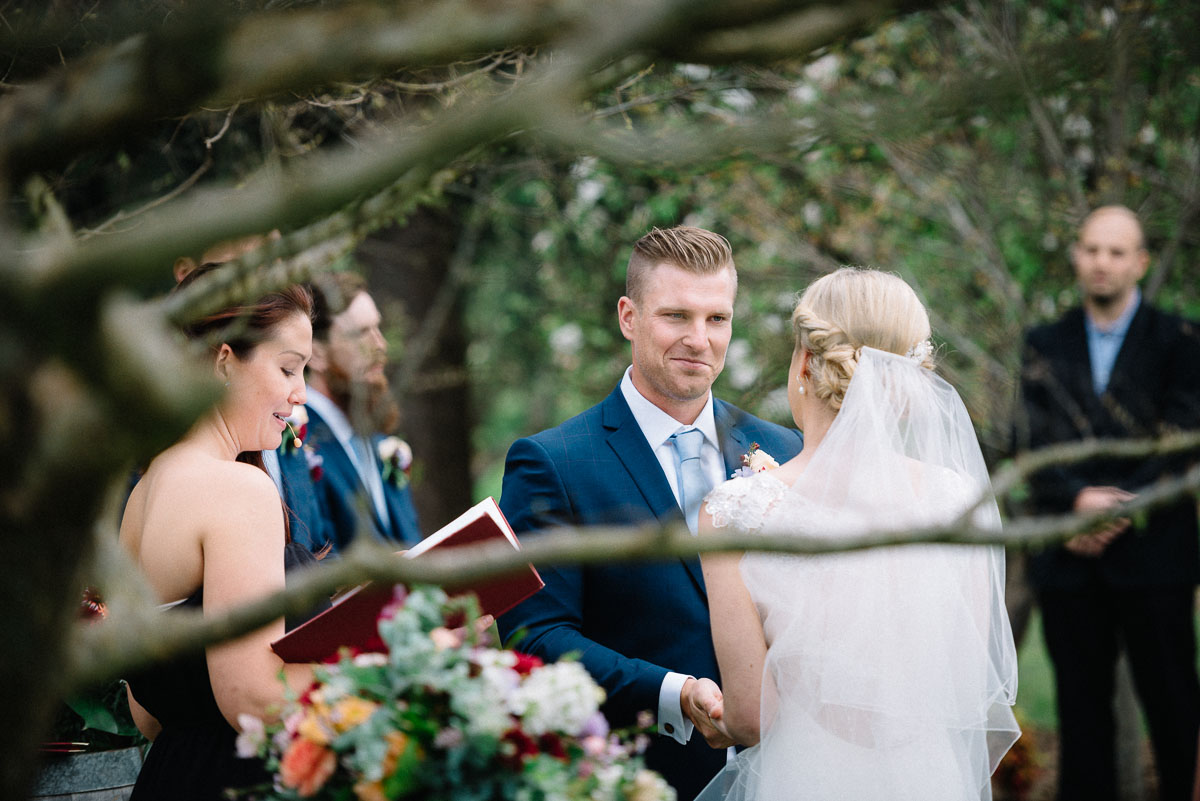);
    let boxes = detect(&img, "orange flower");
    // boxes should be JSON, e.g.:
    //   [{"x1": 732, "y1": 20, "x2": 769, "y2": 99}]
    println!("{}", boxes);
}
[
  {"x1": 297, "y1": 710, "x2": 332, "y2": 746},
  {"x1": 331, "y1": 696, "x2": 378, "y2": 733},
  {"x1": 279, "y1": 738, "x2": 337, "y2": 797},
  {"x1": 382, "y1": 731, "x2": 412, "y2": 775},
  {"x1": 353, "y1": 779, "x2": 388, "y2": 801}
]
